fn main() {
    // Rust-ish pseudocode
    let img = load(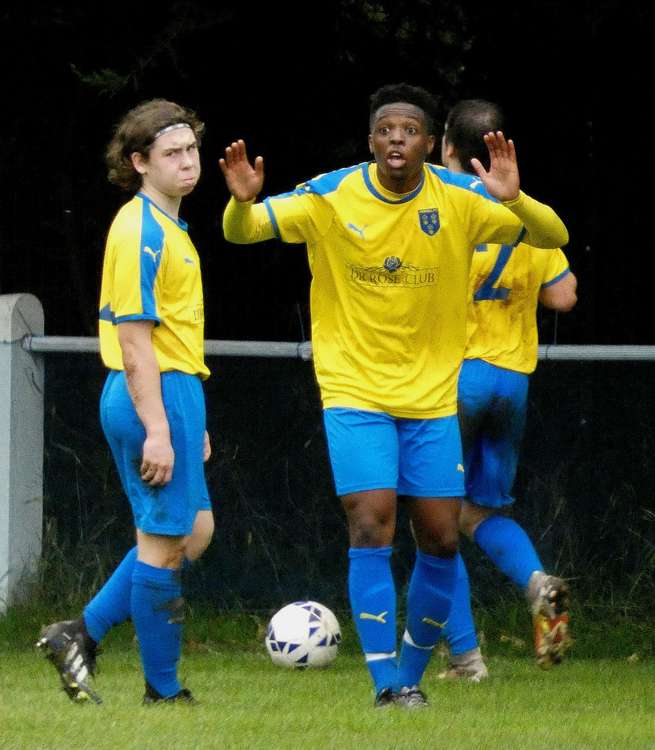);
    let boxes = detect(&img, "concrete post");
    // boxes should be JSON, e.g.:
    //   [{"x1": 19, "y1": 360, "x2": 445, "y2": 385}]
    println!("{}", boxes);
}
[{"x1": 0, "y1": 294, "x2": 44, "y2": 613}]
